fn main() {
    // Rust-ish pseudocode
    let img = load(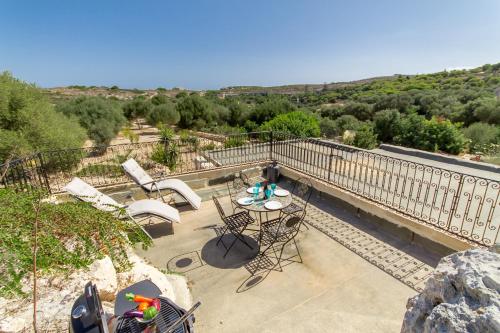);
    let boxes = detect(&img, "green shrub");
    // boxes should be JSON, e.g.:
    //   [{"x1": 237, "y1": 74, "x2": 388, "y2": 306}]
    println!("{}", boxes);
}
[
  {"x1": 158, "y1": 125, "x2": 175, "y2": 142},
  {"x1": 333, "y1": 115, "x2": 361, "y2": 134},
  {"x1": 224, "y1": 136, "x2": 246, "y2": 148},
  {"x1": 319, "y1": 117, "x2": 338, "y2": 138},
  {"x1": 353, "y1": 124, "x2": 378, "y2": 149},
  {"x1": 0, "y1": 189, "x2": 151, "y2": 297},
  {"x1": 200, "y1": 142, "x2": 216, "y2": 151},
  {"x1": 176, "y1": 95, "x2": 215, "y2": 129},
  {"x1": 0, "y1": 72, "x2": 87, "y2": 162},
  {"x1": 151, "y1": 143, "x2": 179, "y2": 171},
  {"x1": 146, "y1": 103, "x2": 180, "y2": 126},
  {"x1": 122, "y1": 97, "x2": 152, "y2": 123},
  {"x1": 260, "y1": 111, "x2": 320, "y2": 138},
  {"x1": 463, "y1": 123, "x2": 500, "y2": 153},
  {"x1": 56, "y1": 96, "x2": 126, "y2": 145},
  {"x1": 373, "y1": 109, "x2": 402, "y2": 142},
  {"x1": 395, "y1": 113, "x2": 466, "y2": 154}
]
